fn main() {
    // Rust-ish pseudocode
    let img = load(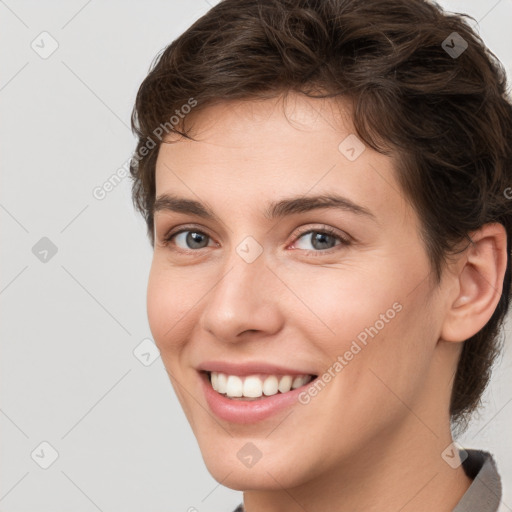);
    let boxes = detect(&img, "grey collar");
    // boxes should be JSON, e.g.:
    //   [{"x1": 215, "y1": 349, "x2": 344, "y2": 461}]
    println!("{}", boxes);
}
[{"x1": 452, "y1": 449, "x2": 503, "y2": 512}]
